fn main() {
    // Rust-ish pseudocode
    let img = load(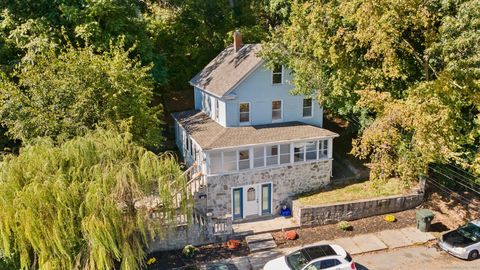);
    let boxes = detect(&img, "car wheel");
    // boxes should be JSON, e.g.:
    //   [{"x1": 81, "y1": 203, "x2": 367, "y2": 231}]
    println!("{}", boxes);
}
[{"x1": 468, "y1": 250, "x2": 479, "y2": 261}]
